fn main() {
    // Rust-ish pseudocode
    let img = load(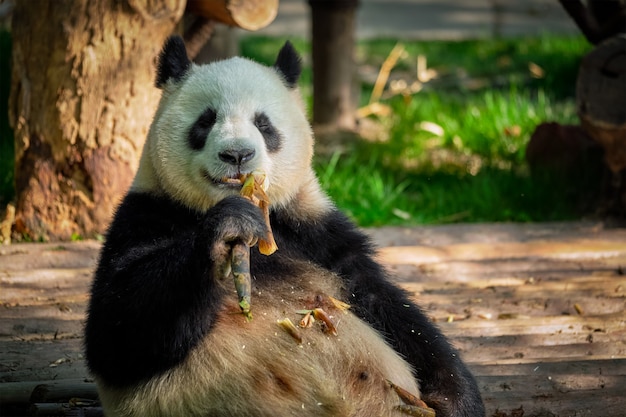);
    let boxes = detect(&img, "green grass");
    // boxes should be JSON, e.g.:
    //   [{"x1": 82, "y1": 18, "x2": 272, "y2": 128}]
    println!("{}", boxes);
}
[
  {"x1": 317, "y1": 149, "x2": 585, "y2": 226},
  {"x1": 240, "y1": 34, "x2": 593, "y2": 226},
  {"x1": 356, "y1": 35, "x2": 589, "y2": 99}
]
